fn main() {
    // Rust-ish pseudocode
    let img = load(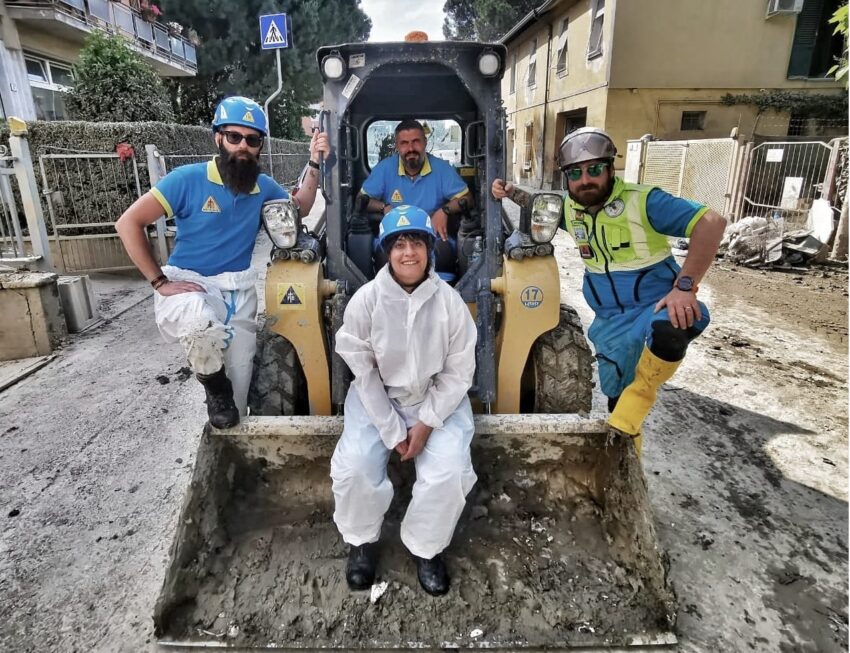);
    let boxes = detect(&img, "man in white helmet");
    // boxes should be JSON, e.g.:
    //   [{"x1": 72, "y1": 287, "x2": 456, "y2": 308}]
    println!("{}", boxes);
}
[
  {"x1": 492, "y1": 128, "x2": 726, "y2": 454},
  {"x1": 117, "y1": 96, "x2": 329, "y2": 428}
]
